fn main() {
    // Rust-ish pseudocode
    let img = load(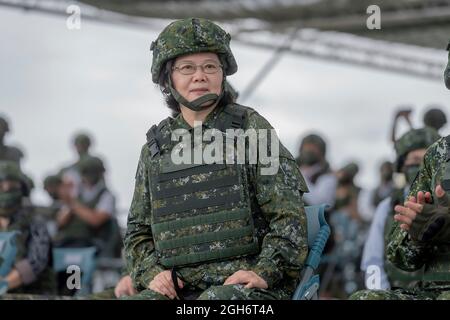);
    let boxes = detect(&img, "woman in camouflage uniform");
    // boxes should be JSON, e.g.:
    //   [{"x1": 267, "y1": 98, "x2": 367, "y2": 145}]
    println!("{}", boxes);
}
[{"x1": 124, "y1": 18, "x2": 309, "y2": 300}]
